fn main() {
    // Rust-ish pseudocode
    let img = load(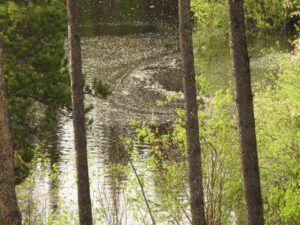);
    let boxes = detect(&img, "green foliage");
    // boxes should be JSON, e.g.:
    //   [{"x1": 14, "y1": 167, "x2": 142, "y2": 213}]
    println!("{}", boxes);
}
[
  {"x1": 244, "y1": 0, "x2": 298, "y2": 30},
  {"x1": 0, "y1": 0, "x2": 69, "y2": 183},
  {"x1": 191, "y1": 0, "x2": 298, "y2": 31},
  {"x1": 14, "y1": 148, "x2": 34, "y2": 184},
  {"x1": 255, "y1": 58, "x2": 300, "y2": 225},
  {"x1": 191, "y1": 0, "x2": 228, "y2": 30},
  {"x1": 84, "y1": 78, "x2": 112, "y2": 99}
]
